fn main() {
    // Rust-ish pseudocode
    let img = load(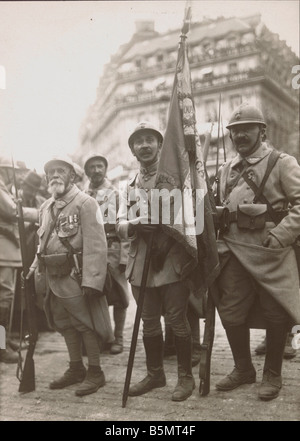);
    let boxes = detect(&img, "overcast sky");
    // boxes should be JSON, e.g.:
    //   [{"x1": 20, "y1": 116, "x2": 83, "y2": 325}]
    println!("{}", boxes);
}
[{"x1": 0, "y1": 1, "x2": 299, "y2": 173}]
